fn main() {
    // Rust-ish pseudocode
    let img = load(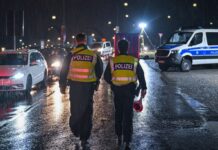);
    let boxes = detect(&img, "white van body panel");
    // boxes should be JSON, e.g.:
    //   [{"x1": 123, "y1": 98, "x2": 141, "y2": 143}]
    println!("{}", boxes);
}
[{"x1": 155, "y1": 28, "x2": 218, "y2": 71}]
